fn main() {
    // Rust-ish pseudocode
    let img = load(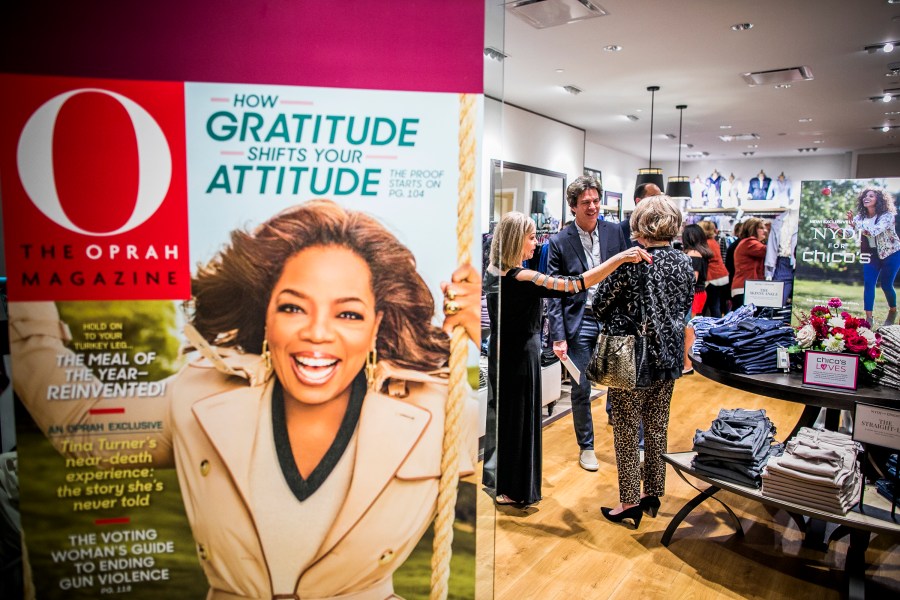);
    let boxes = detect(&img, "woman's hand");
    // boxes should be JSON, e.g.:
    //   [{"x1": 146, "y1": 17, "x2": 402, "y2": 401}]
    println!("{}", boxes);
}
[
  {"x1": 441, "y1": 263, "x2": 482, "y2": 346},
  {"x1": 614, "y1": 246, "x2": 652, "y2": 265}
]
